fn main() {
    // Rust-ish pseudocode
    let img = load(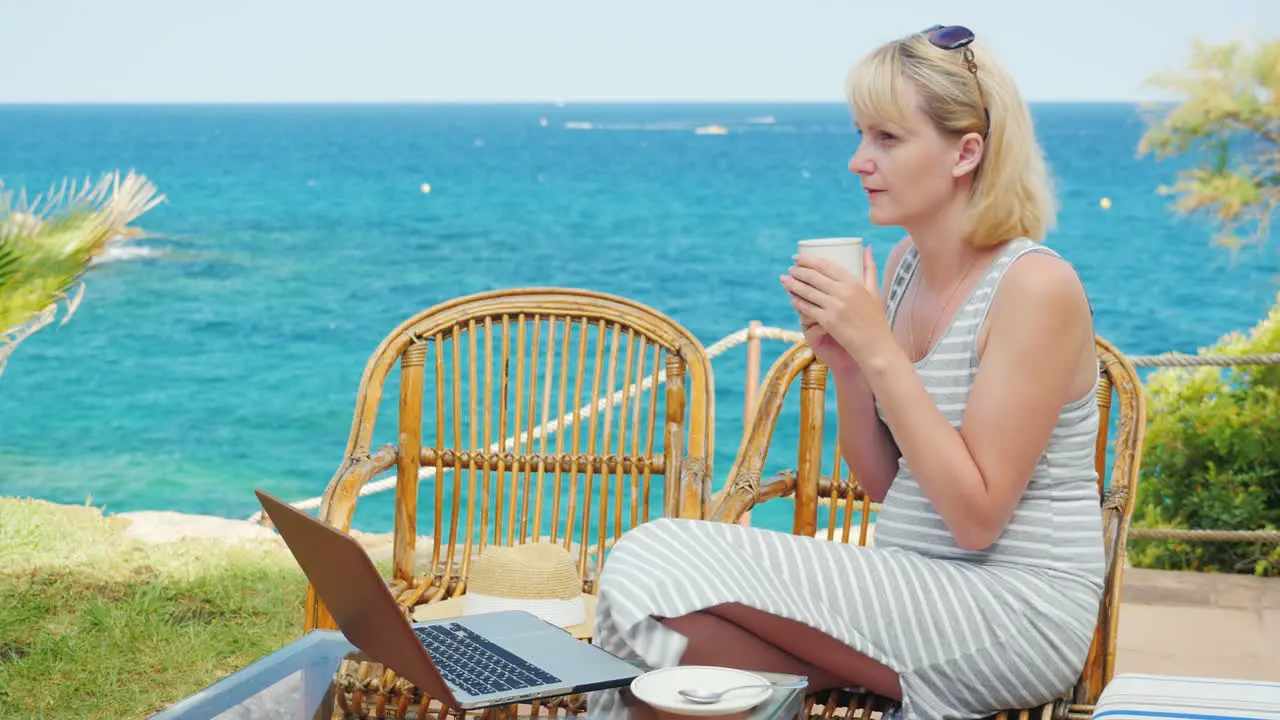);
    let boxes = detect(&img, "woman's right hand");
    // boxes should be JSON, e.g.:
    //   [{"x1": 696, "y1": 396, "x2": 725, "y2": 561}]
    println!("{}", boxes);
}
[{"x1": 799, "y1": 313, "x2": 857, "y2": 377}]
